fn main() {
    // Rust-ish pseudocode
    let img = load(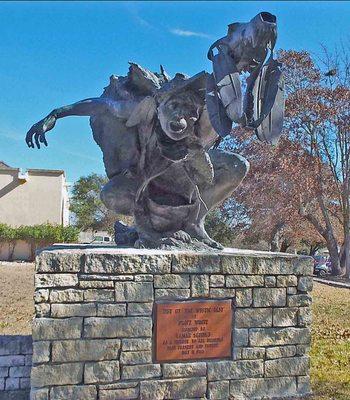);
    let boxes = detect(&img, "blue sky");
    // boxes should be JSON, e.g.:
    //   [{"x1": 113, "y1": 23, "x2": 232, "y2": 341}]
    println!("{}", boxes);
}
[{"x1": 1, "y1": 1, "x2": 349, "y2": 183}]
